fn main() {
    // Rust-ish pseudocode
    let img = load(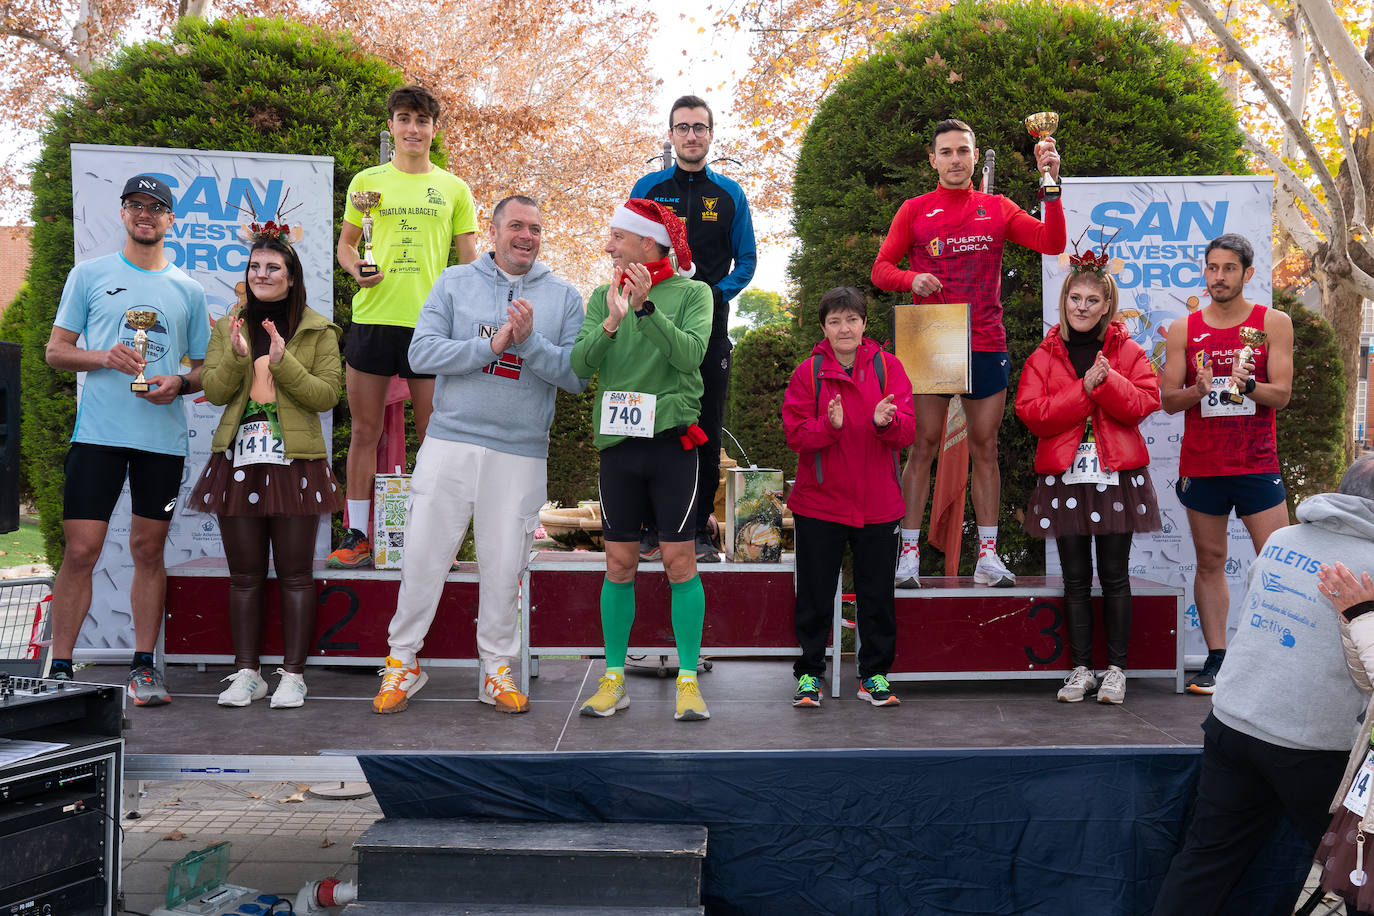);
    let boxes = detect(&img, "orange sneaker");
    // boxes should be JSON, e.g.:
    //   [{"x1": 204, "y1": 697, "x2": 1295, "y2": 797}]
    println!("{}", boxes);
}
[
  {"x1": 481, "y1": 664, "x2": 529, "y2": 713},
  {"x1": 327, "y1": 528, "x2": 372, "y2": 569},
  {"x1": 373, "y1": 656, "x2": 427, "y2": 714}
]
